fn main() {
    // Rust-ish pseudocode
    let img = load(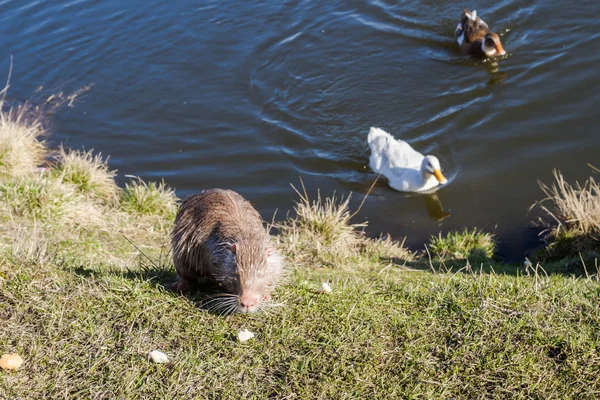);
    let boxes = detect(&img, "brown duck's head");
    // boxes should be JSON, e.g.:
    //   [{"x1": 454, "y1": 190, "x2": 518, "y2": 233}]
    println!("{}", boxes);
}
[{"x1": 482, "y1": 32, "x2": 506, "y2": 57}]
